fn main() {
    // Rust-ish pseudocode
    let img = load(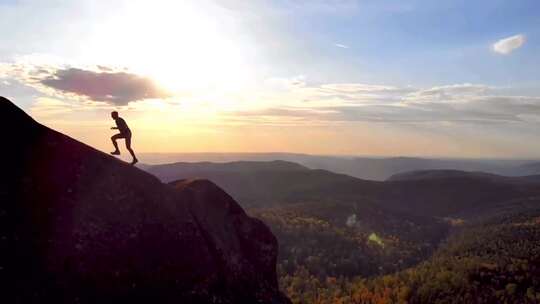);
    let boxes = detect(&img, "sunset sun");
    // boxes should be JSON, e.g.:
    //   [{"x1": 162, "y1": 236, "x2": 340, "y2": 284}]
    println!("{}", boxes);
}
[{"x1": 83, "y1": 1, "x2": 253, "y2": 94}]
